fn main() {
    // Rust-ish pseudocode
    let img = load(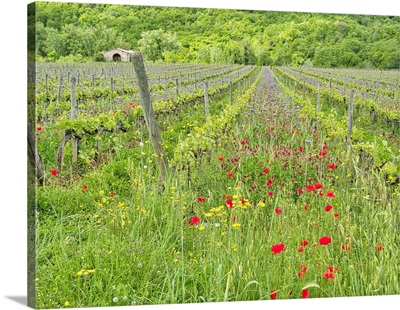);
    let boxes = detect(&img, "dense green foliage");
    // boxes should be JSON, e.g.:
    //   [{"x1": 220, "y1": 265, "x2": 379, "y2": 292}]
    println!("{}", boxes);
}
[{"x1": 32, "y1": 2, "x2": 399, "y2": 68}]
